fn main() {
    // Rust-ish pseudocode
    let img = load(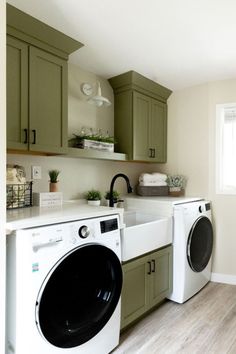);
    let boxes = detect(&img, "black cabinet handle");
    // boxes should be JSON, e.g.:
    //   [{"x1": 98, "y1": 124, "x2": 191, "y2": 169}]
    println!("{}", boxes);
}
[
  {"x1": 32, "y1": 129, "x2": 36, "y2": 144},
  {"x1": 151, "y1": 259, "x2": 156, "y2": 273},
  {"x1": 149, "y1": 148, "x2": 157, "y2": 158},
  {"x1": 23, "y1": 129, "x2": 28, "y2": 144},
  {"x1": 147, "y1": 261, "x2": 152, "y2": 275}
]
